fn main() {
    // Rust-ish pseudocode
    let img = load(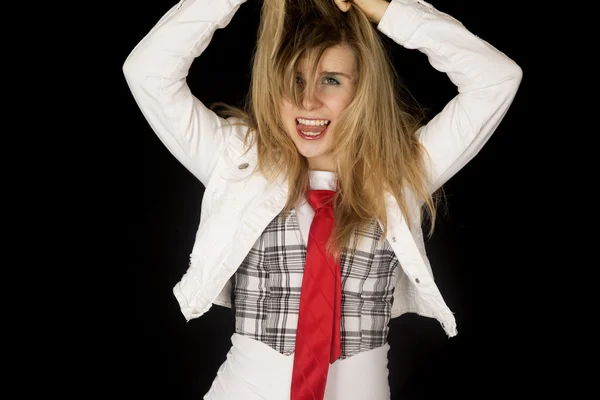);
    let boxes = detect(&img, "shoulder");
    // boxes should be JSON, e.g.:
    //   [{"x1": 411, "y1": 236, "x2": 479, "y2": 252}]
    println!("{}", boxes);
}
[{"x1": 224, "y1": 117, "x2": 258, "y2": 159}]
